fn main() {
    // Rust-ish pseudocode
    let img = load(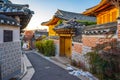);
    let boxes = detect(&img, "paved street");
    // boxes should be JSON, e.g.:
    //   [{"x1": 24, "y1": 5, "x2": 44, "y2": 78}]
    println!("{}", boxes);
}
[{"x1": 26, "y1": 52, "x2": 80, "y2": 80}]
